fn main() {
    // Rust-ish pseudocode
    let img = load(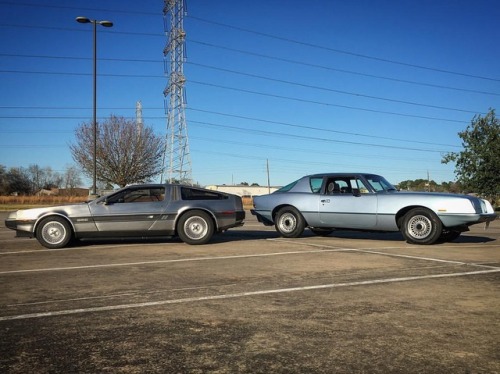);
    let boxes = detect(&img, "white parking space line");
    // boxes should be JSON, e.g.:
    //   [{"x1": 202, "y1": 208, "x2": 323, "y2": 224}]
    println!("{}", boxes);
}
[
  {"x1": 1, "y1": 268, "x2": 499, "y2": 322},
  {"x1": 0, "y1": 249, "x2": 350, "y2": 275},
  {"x1": 2, "y1": 241, "x2": 499, "y2": 275},
  {"x1": 0, "y1": 242, "x2": 171, "y2": 255},
  {"x1": 272, "y1": 239, "x2": 500, "y2": 270}
]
